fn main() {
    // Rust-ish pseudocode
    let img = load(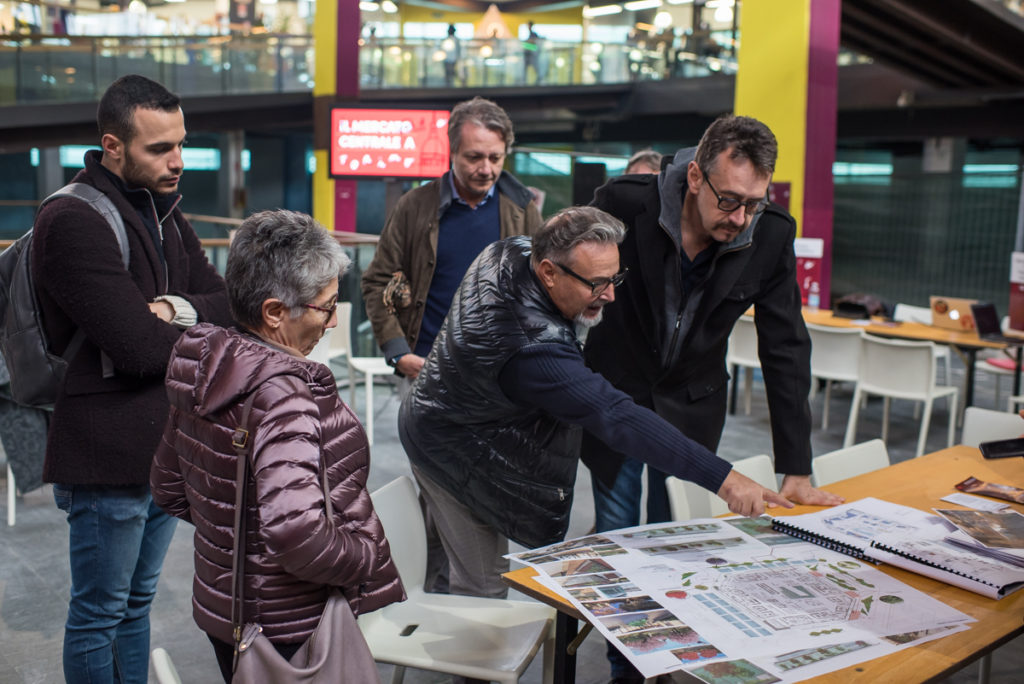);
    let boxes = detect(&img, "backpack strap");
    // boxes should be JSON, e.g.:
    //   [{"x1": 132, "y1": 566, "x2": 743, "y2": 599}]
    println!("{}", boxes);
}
[{"x1": 40, "y1": 183, "x2": 131, "y2": 378}]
